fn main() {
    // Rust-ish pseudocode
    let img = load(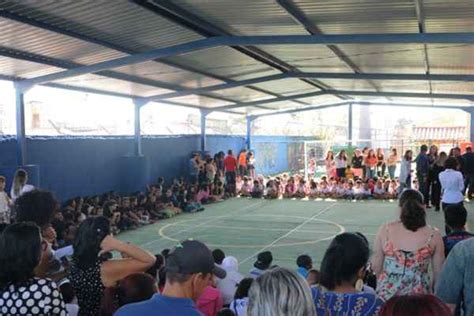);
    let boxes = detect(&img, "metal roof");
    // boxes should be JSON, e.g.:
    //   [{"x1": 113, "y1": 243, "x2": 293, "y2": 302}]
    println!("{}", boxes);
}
[{"x1": 0, "y1": 0, "x2": 473, "y2": 114}]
